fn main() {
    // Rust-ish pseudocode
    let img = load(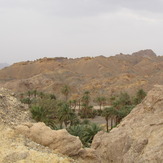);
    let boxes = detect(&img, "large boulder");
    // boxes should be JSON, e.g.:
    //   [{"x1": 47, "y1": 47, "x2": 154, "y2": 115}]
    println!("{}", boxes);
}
[
  {"x1": 0, "y1": 124, "x2": 75, "y2": 163},
  {"x1": 91, "y1": 85, "x2": 163, "y2": 163},
  {"x1": 16, "y1": 122, "x2": 83, "y2": 156}
]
